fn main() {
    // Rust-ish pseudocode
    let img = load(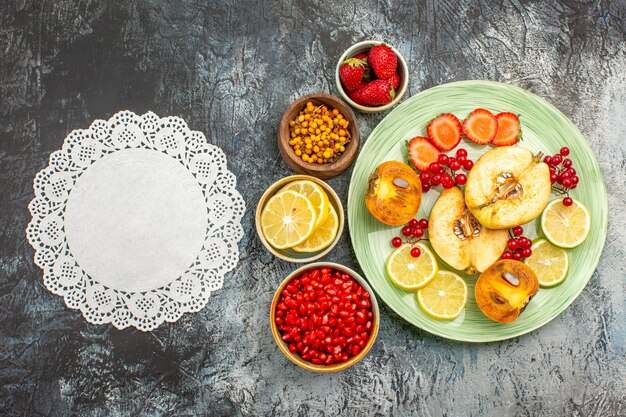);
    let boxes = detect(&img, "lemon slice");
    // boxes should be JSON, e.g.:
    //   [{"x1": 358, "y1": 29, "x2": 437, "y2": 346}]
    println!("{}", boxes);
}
[
  {"x1": 292, "y1": 204, "x2": 339, "y2": 252},
  {"x1": 524, "y1": 239, "x2": 569, "y2": 287},
  {"x1": 260, "y1": 190, "x2": 317, "y2": 249},
  {"x1": 386, "y1": 243, "x2": 438, "y2": 290},
  {"x1": 417, "y1": 270, "x2": 468, "y2": 320},
  {"x1": 541, "y1": 198, "x2": 591, "y2": 248},
  {"x1": 280, "y1": 180, "x2": 330, "y2": 228}
]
